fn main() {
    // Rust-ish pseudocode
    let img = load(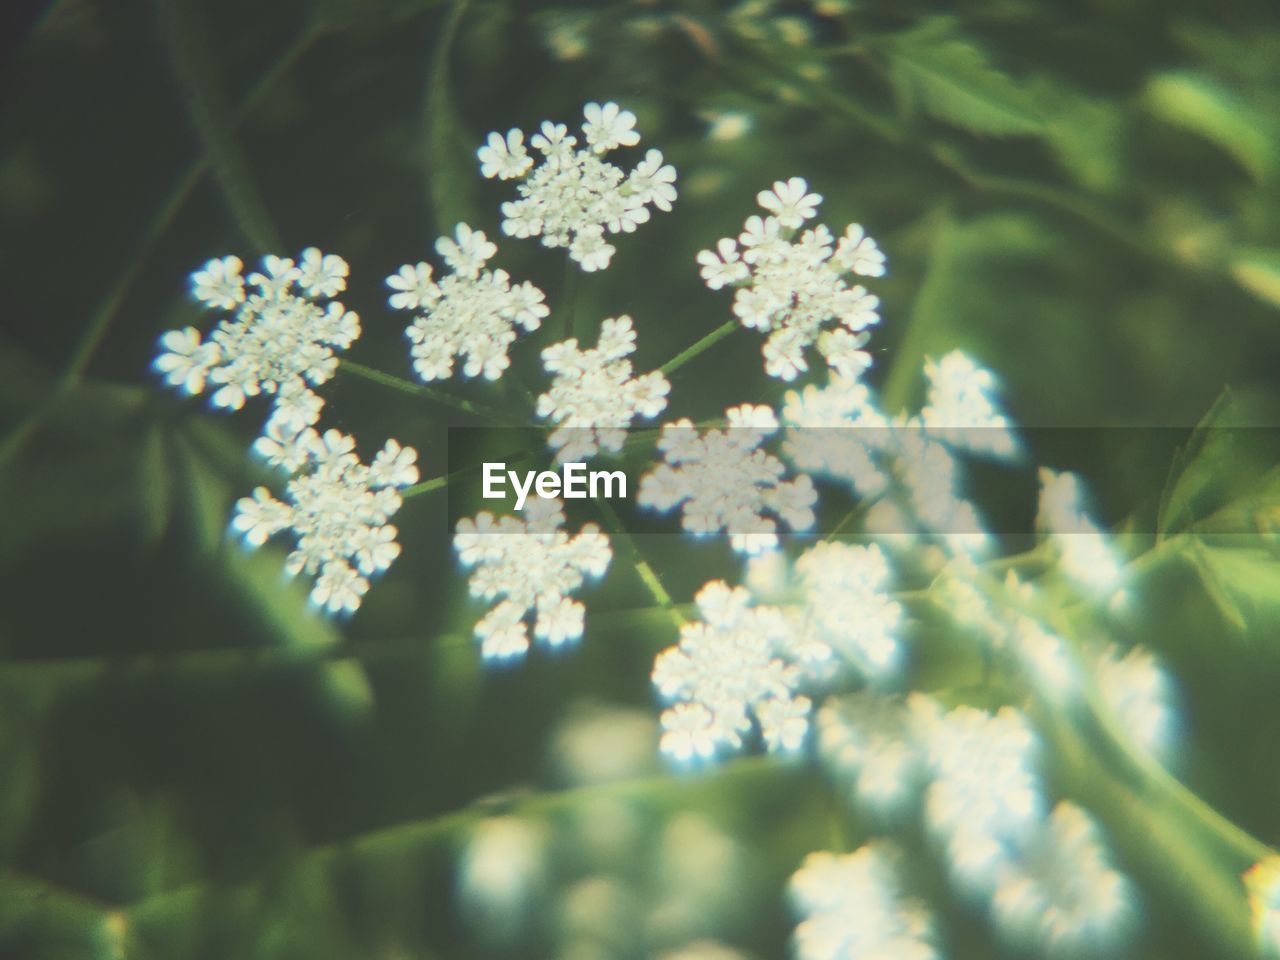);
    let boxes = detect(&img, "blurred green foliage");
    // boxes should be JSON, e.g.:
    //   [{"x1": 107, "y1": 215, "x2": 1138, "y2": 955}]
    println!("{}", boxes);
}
[{"x1": 3, "y1": 0, "x2": 1280, "y2": 957}]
